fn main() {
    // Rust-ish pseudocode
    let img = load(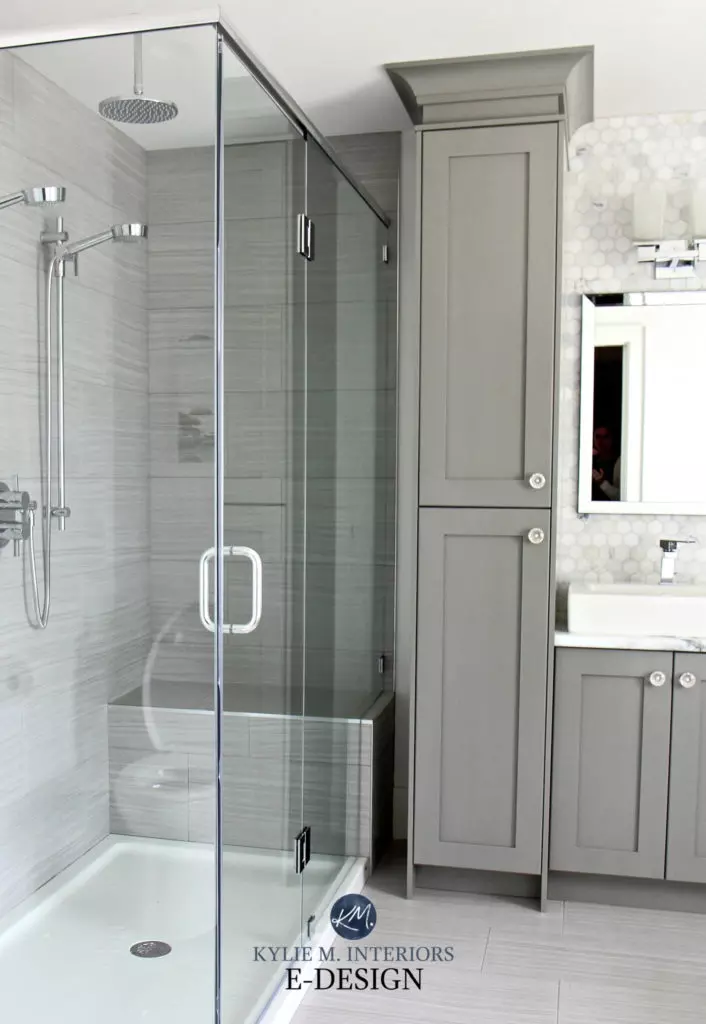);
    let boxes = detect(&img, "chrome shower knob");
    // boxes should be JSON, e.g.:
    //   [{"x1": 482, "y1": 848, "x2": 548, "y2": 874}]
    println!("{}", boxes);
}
[
  {"x1": 528, "y1": 472, "x2": 547, "y2": 490},
  {"x1": 647, "y1": 671, "x2": 666, "y2": 687},
  {"x1": 527, "y1": 528, "x2": 545, "y2": 545},
  {"x1": 679, "y1": 672, "x2": 697, "y2": 689}
]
